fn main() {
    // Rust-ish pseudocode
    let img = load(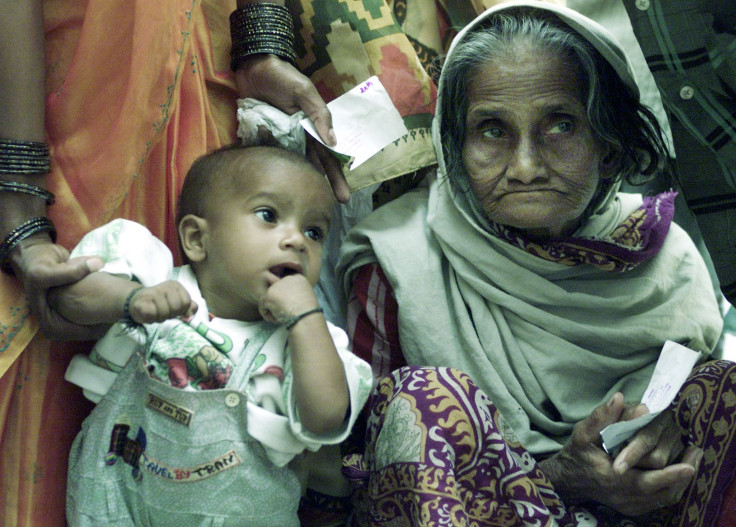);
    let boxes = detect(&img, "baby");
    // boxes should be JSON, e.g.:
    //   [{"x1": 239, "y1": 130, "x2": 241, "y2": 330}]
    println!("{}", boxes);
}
[{"x1": 51, "y1": 144, "x2": 372, "y2": 526}]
